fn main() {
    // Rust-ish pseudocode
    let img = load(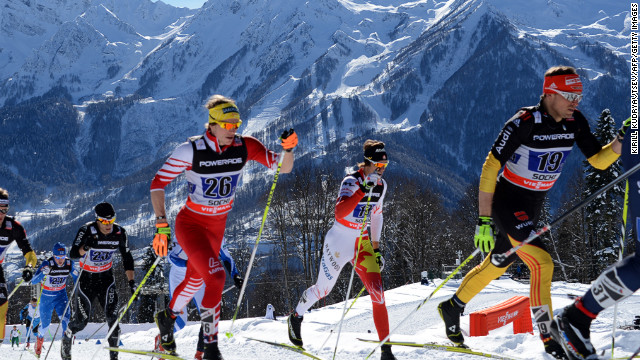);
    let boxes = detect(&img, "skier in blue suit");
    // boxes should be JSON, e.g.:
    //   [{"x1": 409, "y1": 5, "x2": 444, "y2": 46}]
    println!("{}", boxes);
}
[
  {"x1": 551, "y1": 118, "x2": 640, "y2": 360},
  {"x1": 30, "y1": 242, "x2": 78, "y2": 357}
]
